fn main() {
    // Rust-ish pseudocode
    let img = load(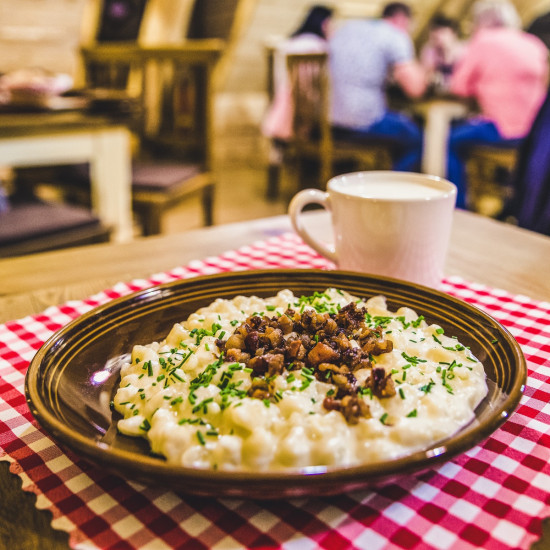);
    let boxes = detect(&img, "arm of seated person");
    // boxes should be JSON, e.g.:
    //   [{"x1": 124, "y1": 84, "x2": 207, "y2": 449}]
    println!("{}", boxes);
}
[{"x1": 393, "y1": 60, "x2": 427, "y2": 98}]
